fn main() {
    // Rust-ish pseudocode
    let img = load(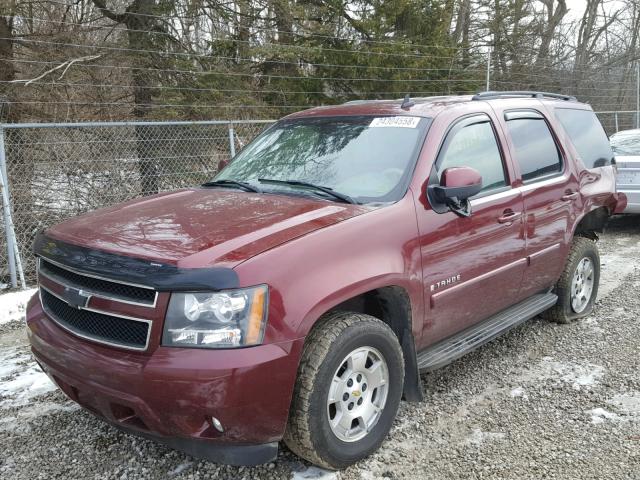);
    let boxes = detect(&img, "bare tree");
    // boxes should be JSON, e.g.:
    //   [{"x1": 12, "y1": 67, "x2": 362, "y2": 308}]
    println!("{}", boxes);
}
[
  {"x1": 0, "y1": 1, "x2": 16, "y2": 120},
  {"x1": 535, "y1": 0, "x2": 567, "y2": 69},
  {"x1": 91, "y1": 0, "x2": 170, "y2": 195}
]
